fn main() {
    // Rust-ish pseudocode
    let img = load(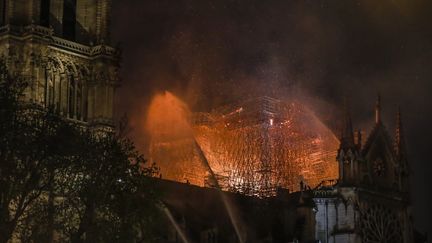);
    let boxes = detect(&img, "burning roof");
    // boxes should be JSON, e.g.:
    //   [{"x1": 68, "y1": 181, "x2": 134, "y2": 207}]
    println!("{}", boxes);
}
[{"x1": 148, "y1": 93, "x2": 339, "y2": 197}]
